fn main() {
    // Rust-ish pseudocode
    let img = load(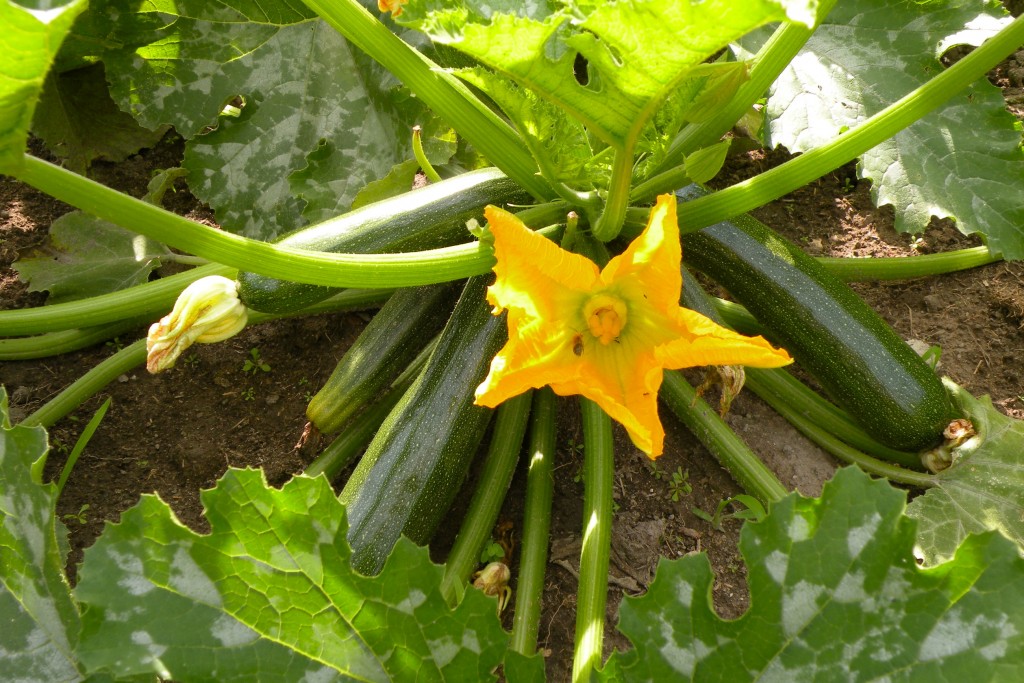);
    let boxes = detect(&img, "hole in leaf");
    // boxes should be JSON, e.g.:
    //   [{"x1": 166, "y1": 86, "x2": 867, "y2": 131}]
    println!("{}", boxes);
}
[{"x1": 573, "y1": 53, "x2": 589, "y2": 86}]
